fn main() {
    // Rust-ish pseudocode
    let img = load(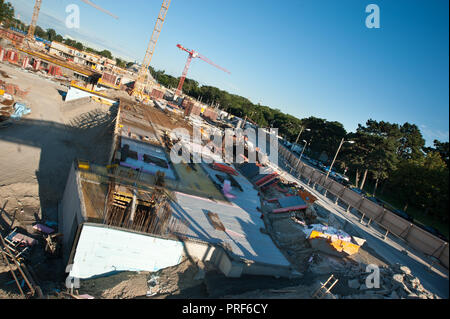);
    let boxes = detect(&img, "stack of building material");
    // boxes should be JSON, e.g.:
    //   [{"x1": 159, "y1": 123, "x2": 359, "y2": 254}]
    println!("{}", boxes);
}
[
  {"x1": 202, "y1": 107, "x2": 218, "y2": 121},
  {"x1": 0, "y1": 28, "x2": 25, "y2": 45},
  {"x1": 48, "y1": 65, "x2": 62, "y2": 76},
  {"x1": 151, "y1": 88, "x2": 164, "y2": 100},
  {"x1": 302, "y1": 224, "x2": 361, "y2": 257},
  {"x1": 181, "y1": 97, "x2": 193, "y2": 108},
  {"x1": 6, "y1": 50, "x2": 19, "y2": 64},
  {"x1": 184, "y1": 100, "x2": 202, "y2": 116},
  {"x1": 99, "y1": 72, "x2": 120, "y2": 88},
  {"x1": 297, "y1": 189, "x2": 318, "y2": 204},
  {"x1": 1, "y1": 81, "x2": 28, "y2": 98},
  {"x1": 268, "y1": 196, "x2": 308, "y2": 214}
]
